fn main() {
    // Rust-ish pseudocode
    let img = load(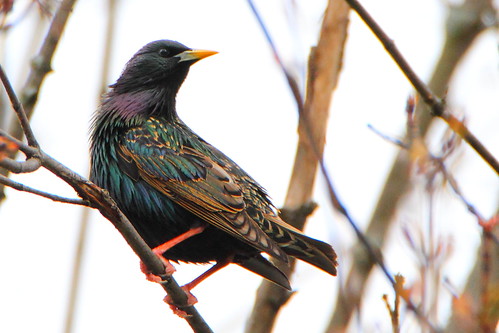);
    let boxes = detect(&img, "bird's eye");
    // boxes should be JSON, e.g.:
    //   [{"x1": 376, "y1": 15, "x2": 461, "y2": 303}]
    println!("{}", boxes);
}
[{"x1": 158, "y1": 49, "x2": 169, "y2": 58}]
